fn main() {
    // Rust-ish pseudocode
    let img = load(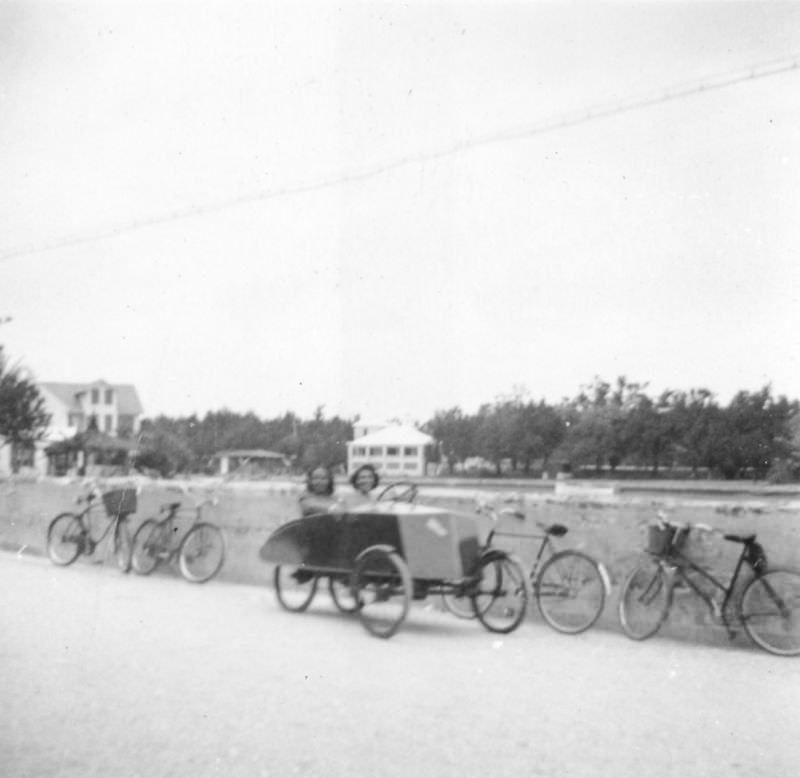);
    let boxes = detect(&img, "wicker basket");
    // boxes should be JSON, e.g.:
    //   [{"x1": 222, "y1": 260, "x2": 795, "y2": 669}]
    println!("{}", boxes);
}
[
  {"x1": 102, "y1": 488, "x2": 138, "y2": 517},
  {"x1": 647, "y1": 523, "x2": 688, "y2": 556}
]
